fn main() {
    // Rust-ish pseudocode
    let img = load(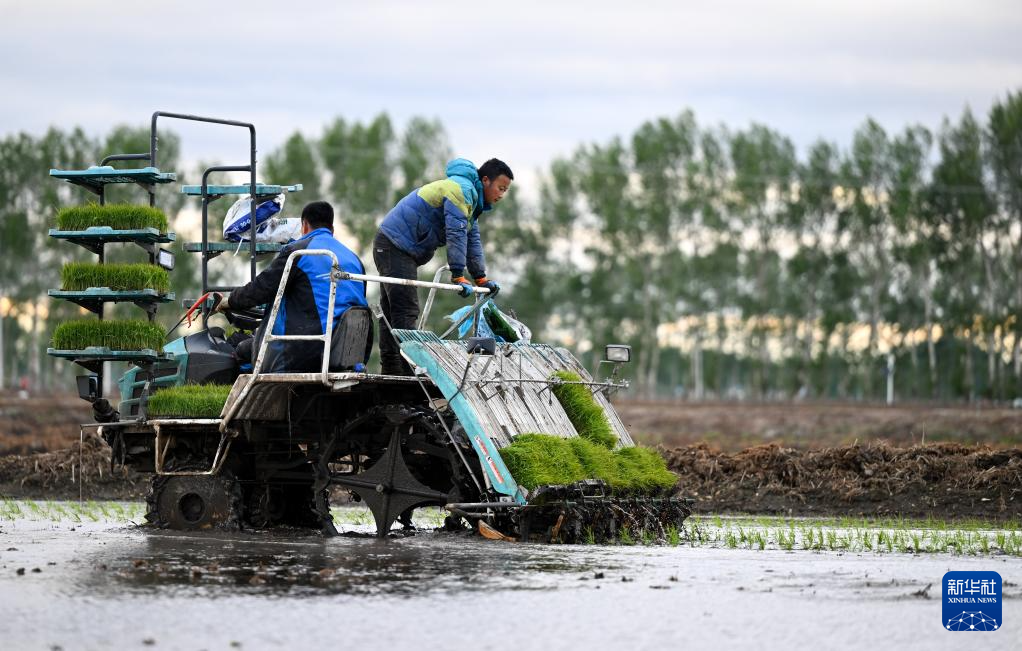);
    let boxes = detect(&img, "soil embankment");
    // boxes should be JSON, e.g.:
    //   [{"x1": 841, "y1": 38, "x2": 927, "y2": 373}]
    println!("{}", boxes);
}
[{"x1": 666, "y1": 442, "x2": 1022, "y2": 520}]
